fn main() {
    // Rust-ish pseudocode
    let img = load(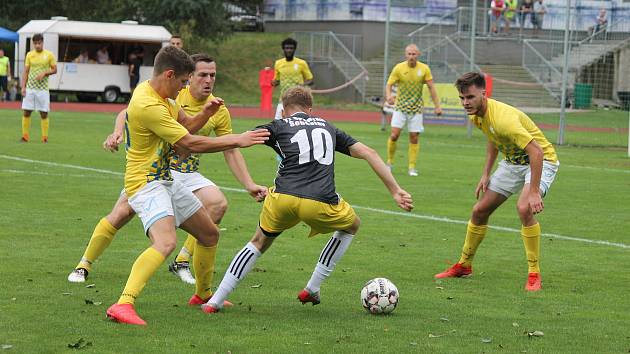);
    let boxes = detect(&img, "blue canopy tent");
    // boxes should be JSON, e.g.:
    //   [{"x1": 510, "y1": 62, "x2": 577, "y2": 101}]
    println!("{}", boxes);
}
[{"x1": 0, "y1": 27, "x2": 18, "y2": 42}]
